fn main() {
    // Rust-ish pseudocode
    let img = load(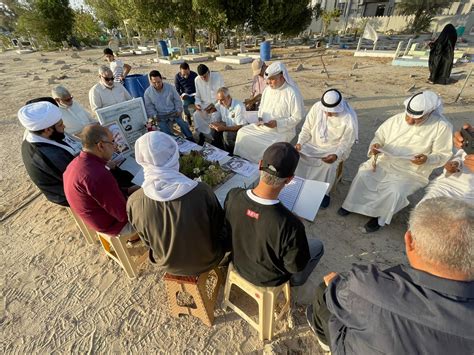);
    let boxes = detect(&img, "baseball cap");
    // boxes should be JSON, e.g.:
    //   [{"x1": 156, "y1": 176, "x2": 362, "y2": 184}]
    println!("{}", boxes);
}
[
  {"x1": 252, "y1": 59, "x2": 264, "y2": 76},
  {"x1": 260, "y1": 142, "x2": 300, "y2": 178}
]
